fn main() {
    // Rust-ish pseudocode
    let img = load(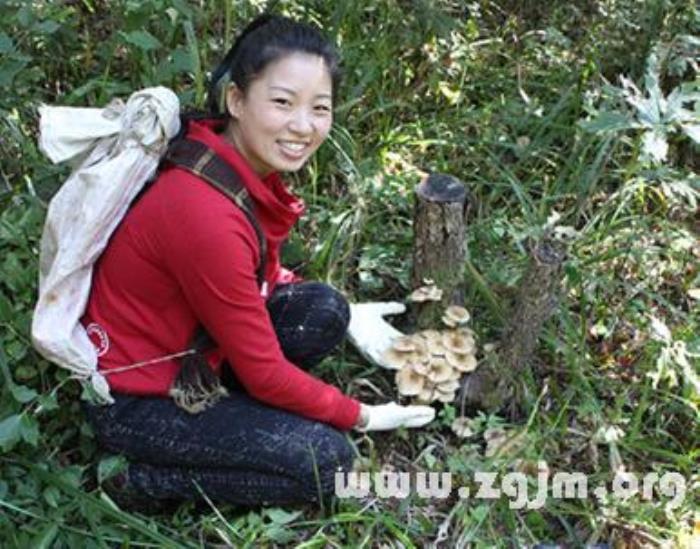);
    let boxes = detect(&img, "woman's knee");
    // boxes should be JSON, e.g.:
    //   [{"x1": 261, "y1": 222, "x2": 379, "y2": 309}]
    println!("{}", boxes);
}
[{"x1": 268, "y1": 282, "x2": 350, "y2": 366}]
